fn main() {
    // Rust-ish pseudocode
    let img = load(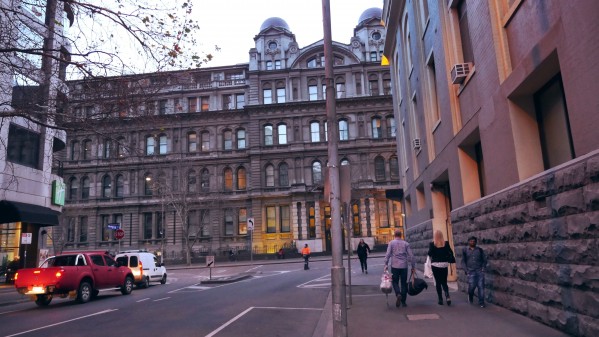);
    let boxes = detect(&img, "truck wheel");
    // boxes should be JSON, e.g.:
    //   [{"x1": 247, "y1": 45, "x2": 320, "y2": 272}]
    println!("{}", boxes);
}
[
  {"x1": 35, "y1": 294, "x2": 52, "y2": 306},
  {"x1": 77, "y1": 282, "x2": 92, "y2": 303},
  {"x1": 160, "y1": 274, "x2": 167, "y2": 285},
  {"x1": 121, "y1": 276, "x2": 133, "y2": 295},
  {"x1": 142, "y1": 276, "x2": 150, "y2": 288}
]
